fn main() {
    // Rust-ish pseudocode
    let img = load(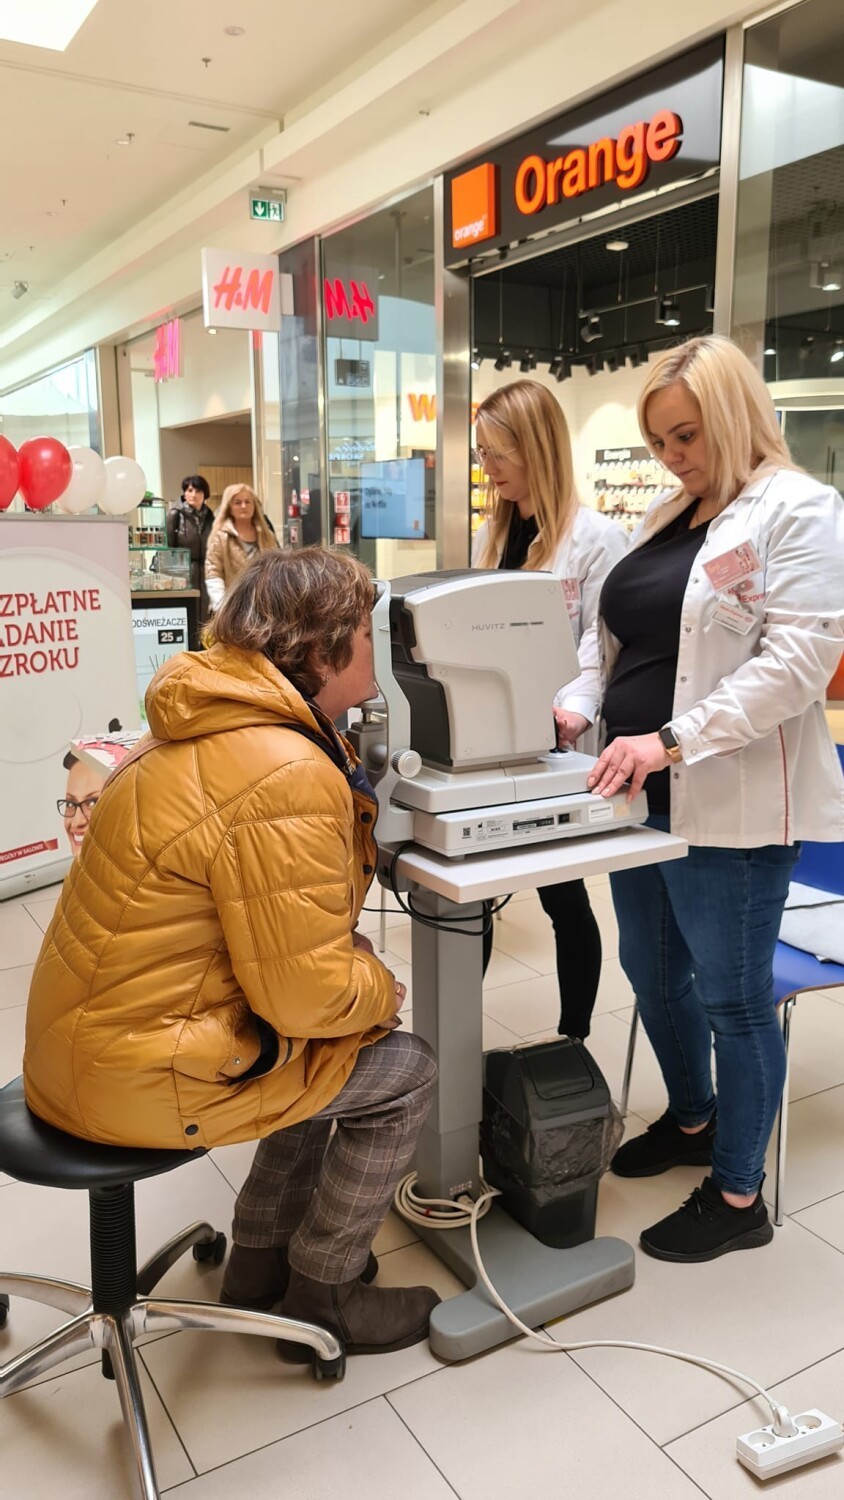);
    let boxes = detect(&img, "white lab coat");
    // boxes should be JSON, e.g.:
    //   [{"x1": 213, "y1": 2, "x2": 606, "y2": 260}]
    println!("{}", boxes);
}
[
  {"x1": 473, "y1": 505, "x2": 628, "y2": 754},
  {"x1": 597, "y1": 465, "x2": 844, "y2": 847}
]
